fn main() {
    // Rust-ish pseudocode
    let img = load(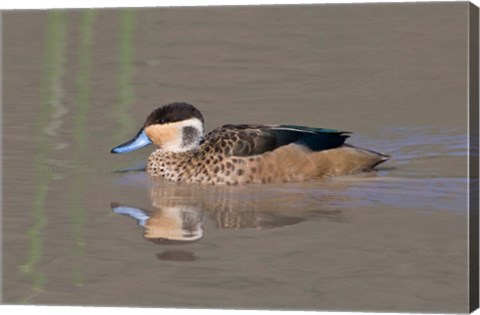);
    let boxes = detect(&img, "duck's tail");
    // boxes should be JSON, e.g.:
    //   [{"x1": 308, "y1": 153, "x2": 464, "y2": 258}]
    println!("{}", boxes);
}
[
  {"x1": 345, "y1": 144, "x2": 390, "y2": 168},
  {"x1": 308, "y1": 144, "x2": 390, "y2": 178}
]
